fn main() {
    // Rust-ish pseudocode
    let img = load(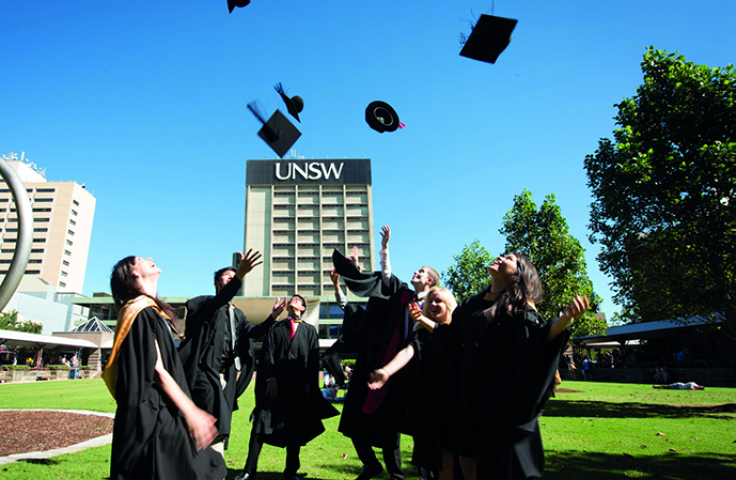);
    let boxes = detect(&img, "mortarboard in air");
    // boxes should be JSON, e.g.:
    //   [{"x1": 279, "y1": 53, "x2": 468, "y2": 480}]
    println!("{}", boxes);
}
[
  {"x1": 247, "y1": 103, "x2": 301, "y2": 158},
  {"x1": 228, "y1": 0, "x2": 251, "y2": 13},
  {"x1": 275, "y1": 83, "x2": 304, "y2": 122},
  {"x1": 459, "y1": 14, "x2": 518, "y2": 64},
  {"x1": 365, "y1": 101, "x2": 403, "y2": 133}
]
